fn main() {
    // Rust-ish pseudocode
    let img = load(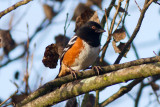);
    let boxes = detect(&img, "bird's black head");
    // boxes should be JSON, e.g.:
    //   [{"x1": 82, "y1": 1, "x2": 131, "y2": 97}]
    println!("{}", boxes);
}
[{"x1": 76, "y1": 21, "x2": 105, "y2": 47}]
